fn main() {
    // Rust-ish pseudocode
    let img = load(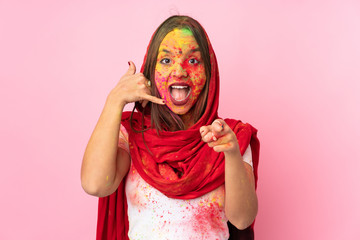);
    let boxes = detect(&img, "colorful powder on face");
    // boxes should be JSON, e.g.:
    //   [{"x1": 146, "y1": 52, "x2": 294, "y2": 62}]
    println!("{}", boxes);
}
[
  {"x1": 179, "y1": 27, "x2": 193, "y2": 36},
  {"x1": 154, "y1": 28, "x2": 206, "y2": 115}
]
